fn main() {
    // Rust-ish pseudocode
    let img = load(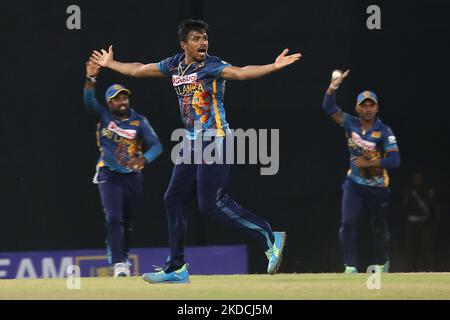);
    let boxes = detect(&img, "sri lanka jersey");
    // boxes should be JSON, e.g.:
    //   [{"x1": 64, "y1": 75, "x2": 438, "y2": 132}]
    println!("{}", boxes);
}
[
  {"x1": 157, "y1": 53, "x2": 231, "y2": 139},
  {"x1": 83, "y1": 88, "x2": 162, "y2": 174},
  {"x1": 342, "y1": 113, "x2": 399, "y2": 187}
]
